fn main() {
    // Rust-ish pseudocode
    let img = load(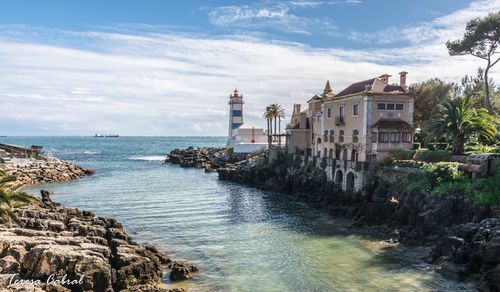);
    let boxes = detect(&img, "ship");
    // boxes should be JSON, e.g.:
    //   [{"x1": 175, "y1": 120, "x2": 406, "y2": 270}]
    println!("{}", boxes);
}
[{"x1": 94, "y1": 134, "x2": 119, "y2": 138}]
